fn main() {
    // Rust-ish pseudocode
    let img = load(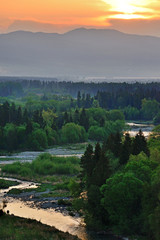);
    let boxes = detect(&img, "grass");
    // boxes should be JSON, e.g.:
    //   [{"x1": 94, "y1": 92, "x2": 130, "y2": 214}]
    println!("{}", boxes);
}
[
  {"x1": 0, "y1": 157, "x2": 20, "y2": 161},
  {"x1": 0, "y1": 214, "x2": 79, "y2": 240},
  {"x1": 0, "y1": 179, "x2": 19, "y2": 189},
  {"x1": 7, "y1": 178, "x2": 78, "y2": 198},
  {"x1": 41, "y1": 190, "x2": 70, "y2": 198},
  {"x1": 2, "y1": 153, "x2": 80, "y2": 179},
  {"x1": 2, "y1": 153, "x2": 81, "y2": 199}
]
